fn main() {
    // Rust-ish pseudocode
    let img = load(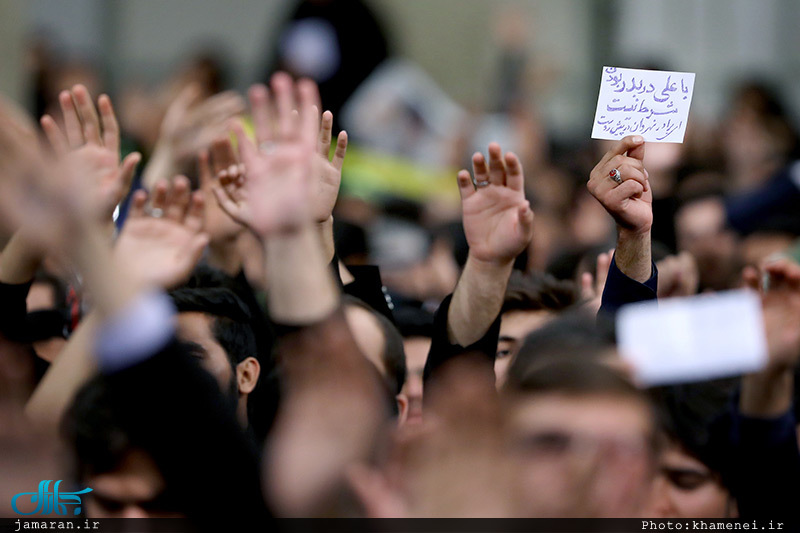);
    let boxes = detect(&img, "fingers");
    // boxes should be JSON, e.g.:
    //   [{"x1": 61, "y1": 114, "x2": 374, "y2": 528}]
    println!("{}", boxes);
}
[
  {"x1": 297, "y1": 77, "x2": 322, "y2": 114},
  {"x1": 504, "y1": 152, "x2": 524, "y2": 192},
  {"x1": 471, "y1": 152, "x2": 489, "y2": 185},
  {"x1": 517, "y1": 203, "x2": 534, "y2": 236},
  {"x1": 210, "y1": 136, "x2": 238, "y2": 177},
  {"x1": 318, "y1": 110, "x2": 333, "y2": 157},
  {"x1": 599, "y1": 135, "x2": 645, "y2": 167},
  {"x1": 129, "y1": 189, "x2": 148, "y2": 218},
  {"x1": 271, "y1": 71, "x2": 295, "y2": 139},
  {"x1": 299, "y1": 104, "x2": 319, "y2": 149},
  {"x1": 487, "y1": 142, "x2": 506, "y2": 186},
  {"x1": 248, "y1": 84, "x2": 273, "y2": 146},
  {"x1": 456, "y1": 169, "x2": 475, "y2": 201},
  {"x1": 59, "y1": 91, "x2": 84, "y2": 148},
  {"x1": 71, "y1": 84, "x2": 102, "y2": 146},
  {"x1": 231, "y1": 120, "x2": 258, "y2": 164},
  {"x1": 165, "y1": 175, "x2": 191, "y2": 222},
  {"x1": 596, "y1": 250, "x2": 613, "y2": 292},
  {"x1": 211, "y1": 185, "x2": 240, "y2": 220},
  {"x1": 581, "y1": 272, "x2": 595, "y2": 300},
  {"x1": 741, "y1": 265, "x2": 761, "y2": 291},
  {"x1": 332, "y1": 131, "x2": 348, "y2": 171},
  {"x1": 118, "y1": 152, "x2": 142, "y2": 197},
  {"x1": 98, "y1": 94, "x2": 120, "y2": 154},
  {"x1": 606, "y1": 179, "x2": 645, "y2": 207},
  {"x1": 151, "y1": 180, "x2": 169, "y2": 212},
  {"x1": 184, "y1": 191, "x2": 205, "y2": 232},
  {"x1": 40, "y1": 115, "x2": 69, "y2": 156}
]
